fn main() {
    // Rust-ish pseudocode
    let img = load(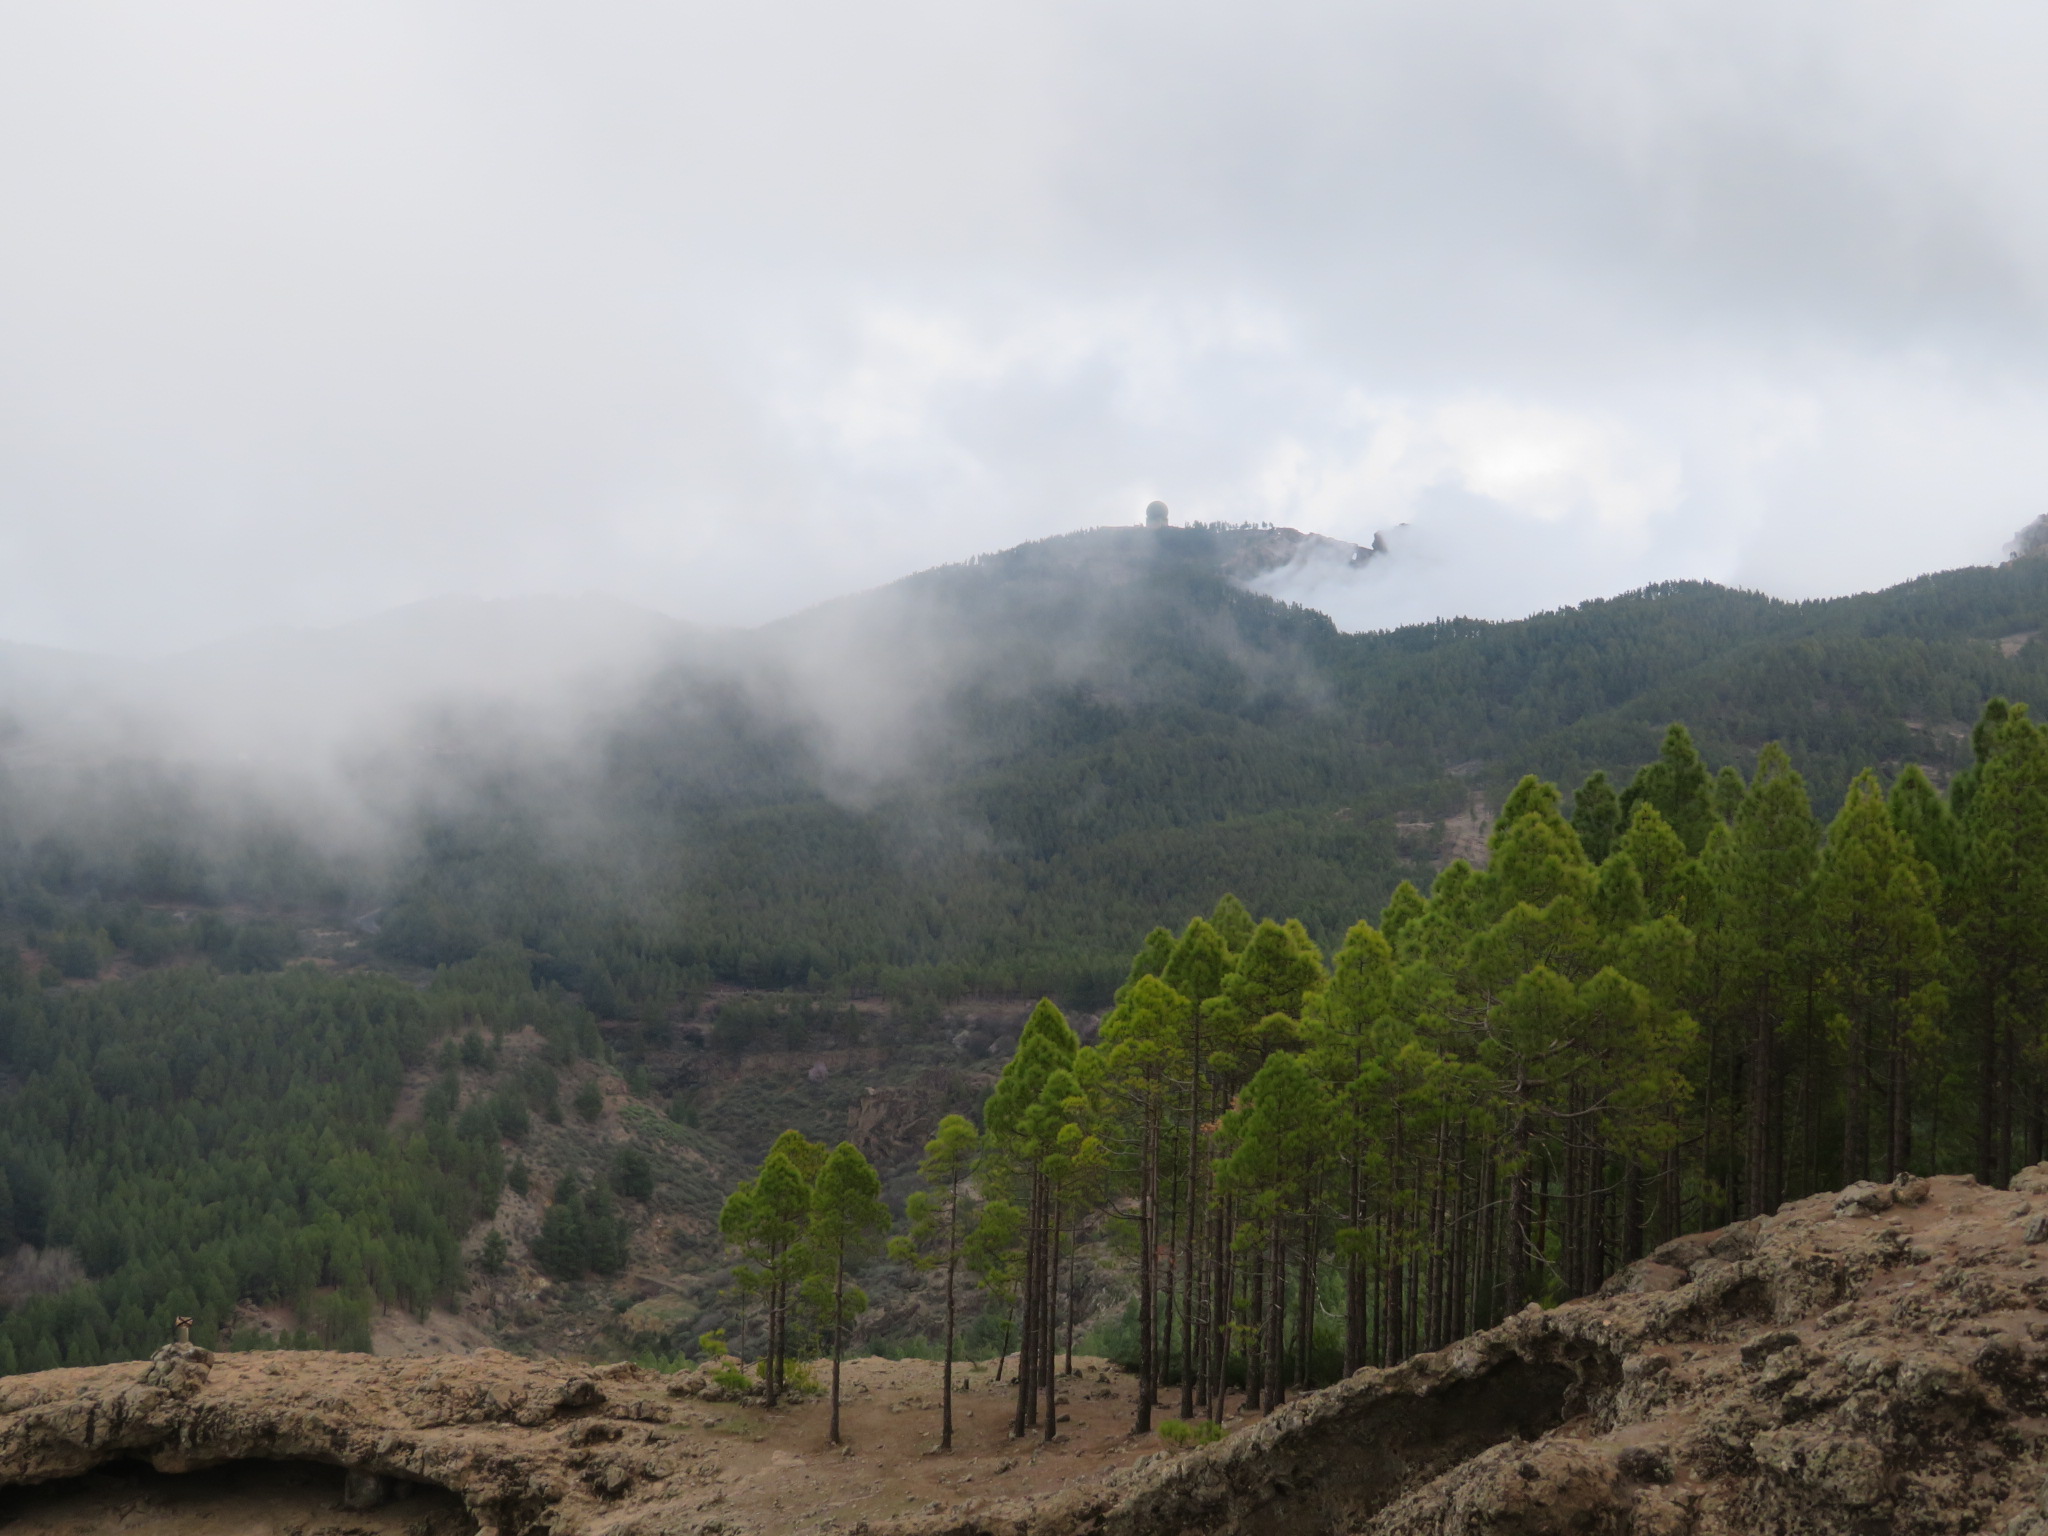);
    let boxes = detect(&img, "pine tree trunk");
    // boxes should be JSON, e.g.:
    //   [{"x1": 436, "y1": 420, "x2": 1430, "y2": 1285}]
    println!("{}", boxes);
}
[
  {"x1": 1264, "y1": 1225, "x2": 1285, "y2": 1409},
  {"x1": 1344, "y1": 1129, "x2": 1364, "y2": 1374},
  {"x1": 1136, "y1": 1104, "x2": 1156, "y2": 1433},
  {"x1": 1844, "y1": 1014, "x2": 1866, "y2": 1183},
  {"x1": 2002, "y1": 1012, "x2": 2020, "y2": 1186},
  {"x1": 1295, "y1": 1214, "x2": 1316, "y2": 1388},
  {"x1": 1977, "y1": 984, "x2": 1999, "y2": 1186},
  {"x1": 1506, "y1": 1114, "x2": 1533, "y2": 1317},
  {"x1": 1158, "y1": 1122, "x2": 1178, "y2": 1408},
  {"x1": 829, "y1": 1254, "x2": 846, "y2": 1446},
  {"x1": 1204, "y1": 1212, "x2": 1220, "y2": 1425},
  {"x1": 942, "y1": 1225, "x2": 957, "y2": 1450},
  {"x1": 1042, "y1": 1202, "x2": 1059, "y2": 1442},
  {"x1": 1244, "y1": 1247, "x2": 1264, "y2": 1411},
  {"x1": 1888, "y1": 1007, "x2": 1908, "y2": 1178},
  {"x1": 1179, "y1": 1014, "x2": 1204, "y2": 1417},
  {"x1": 1477, "y1": 1154, "x2": 1498, "y2": 1331},
  {"x1": 1013, "y1": 1175, "x2": 1039, "y2": 1437},
  {"x1": 1384, "y1": 1114, "x2": 1405, "y2": 1364},
  {"x1": 764, "y1": 1273, "x2": 779, "y2": 1409},
  {"x1": 1064, "y1": 1228, "x2": 1078, "y2": 1376},
  {"x1": 1745, "y1": 1003, "x2": 1772, "y2": 1218}
]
